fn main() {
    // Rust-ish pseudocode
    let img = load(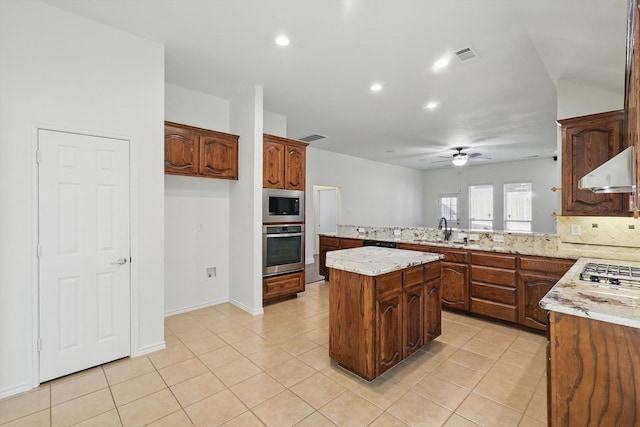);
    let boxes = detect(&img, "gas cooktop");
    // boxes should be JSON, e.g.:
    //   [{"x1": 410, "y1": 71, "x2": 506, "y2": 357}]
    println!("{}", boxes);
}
[{"x1": 579, "y1": 262, "x2": 640, "y2": 289}]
